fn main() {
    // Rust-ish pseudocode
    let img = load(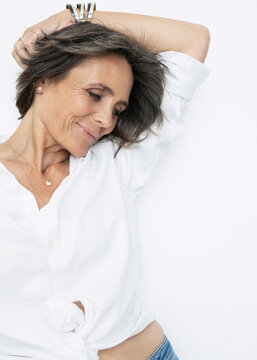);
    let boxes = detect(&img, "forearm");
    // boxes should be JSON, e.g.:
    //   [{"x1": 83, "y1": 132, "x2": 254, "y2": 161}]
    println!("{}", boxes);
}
[
  {"x1": 63, "y1": 9, "x2": 209, "y2": 54},
  {"x1": 12, "y1": 8, "x2": 210, "y2": 69}
]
